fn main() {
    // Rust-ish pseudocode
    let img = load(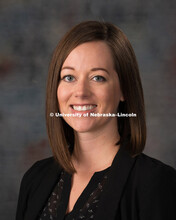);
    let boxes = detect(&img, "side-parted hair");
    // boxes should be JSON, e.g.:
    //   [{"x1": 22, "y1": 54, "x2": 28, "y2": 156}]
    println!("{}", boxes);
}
[{"x1": 46, "y1": 21, "x2": 146, "y2": 174}]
